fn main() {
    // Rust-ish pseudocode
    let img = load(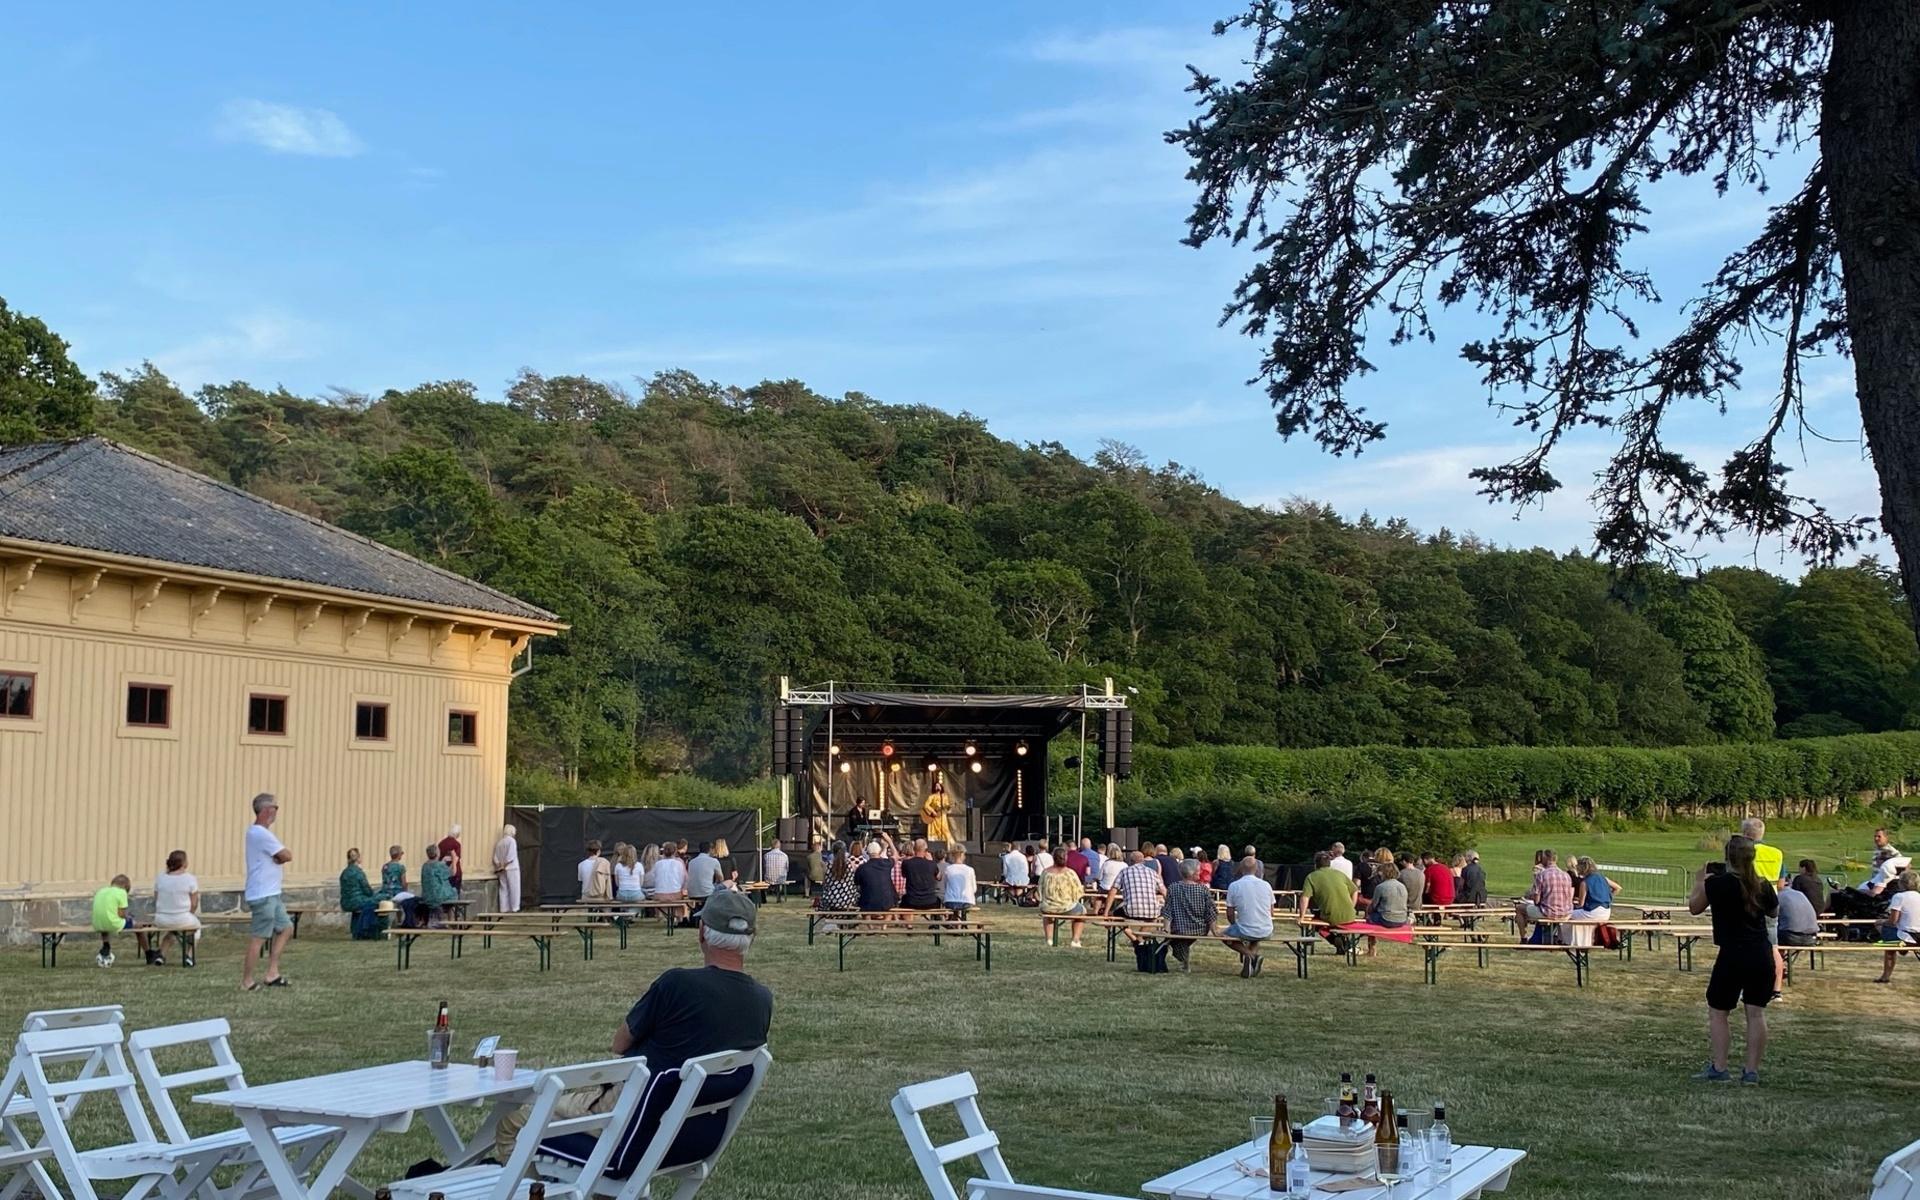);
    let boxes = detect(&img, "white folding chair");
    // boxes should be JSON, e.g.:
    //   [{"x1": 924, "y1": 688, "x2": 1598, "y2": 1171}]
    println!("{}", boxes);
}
[
  {"x1": 0, "y1": 1007, "x2": 125, "y2": 1200},
  {"x1": 891, "y1": 1072, "x2": 1134, "y2": 1200},
  {"x1": 128, "y1": 1019, "x2": 341, "y2": 1200},
  {"x1": 539, "y1": 1046, "x2": 771, "y2": 1200},
  {"x1": 1874, "y1": 1137, "x2": 1920, "y2": 1200},
  {"x1": 387, "y1": 1056, "x2": 648, "y2": 1200},
  {"x1": 10, "y1": 1025, "x2": 174, "y2": 1200}
]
